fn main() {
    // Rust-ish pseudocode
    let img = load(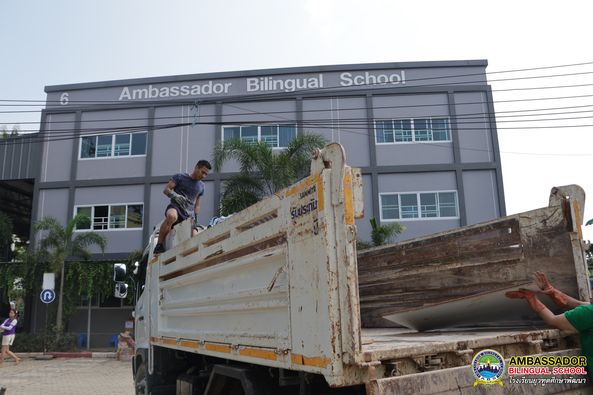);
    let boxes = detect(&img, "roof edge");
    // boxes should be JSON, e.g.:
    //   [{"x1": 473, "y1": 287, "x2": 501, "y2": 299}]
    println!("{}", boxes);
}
[{"x1": 44, "y1": 59, "x2": 488, "y2": 93}]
